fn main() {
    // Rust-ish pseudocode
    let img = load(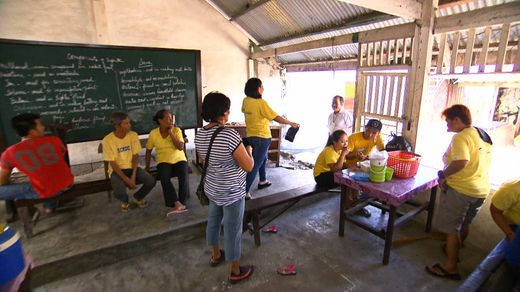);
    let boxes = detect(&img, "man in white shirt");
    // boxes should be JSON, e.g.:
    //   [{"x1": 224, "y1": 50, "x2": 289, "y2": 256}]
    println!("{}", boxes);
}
[{"x1": 327, "y1": 95, "x2": 353, "y2": 142}]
